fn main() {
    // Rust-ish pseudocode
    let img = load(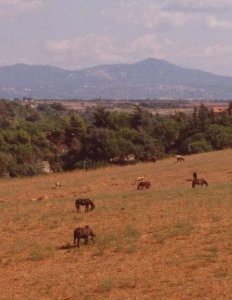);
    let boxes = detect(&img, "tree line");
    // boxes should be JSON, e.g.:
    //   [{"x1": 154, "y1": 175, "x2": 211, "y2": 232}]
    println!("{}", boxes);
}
[{"x1": 0, "y1": 99, "x2": 231, "y2": 177}]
